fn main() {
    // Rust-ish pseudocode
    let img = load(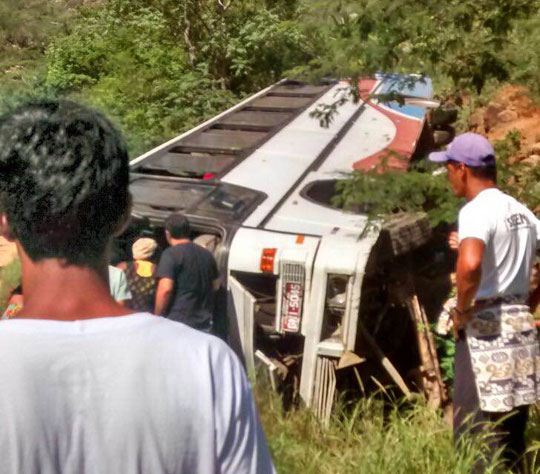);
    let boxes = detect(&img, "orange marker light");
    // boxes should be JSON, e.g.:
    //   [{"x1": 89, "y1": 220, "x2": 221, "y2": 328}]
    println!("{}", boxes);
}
[
  {"x1": 260, "y1": 248, "x2": 277, "y2": 273},
  {"x1": 296, "y1": 235, "x2": 305, "y2": 244}
]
